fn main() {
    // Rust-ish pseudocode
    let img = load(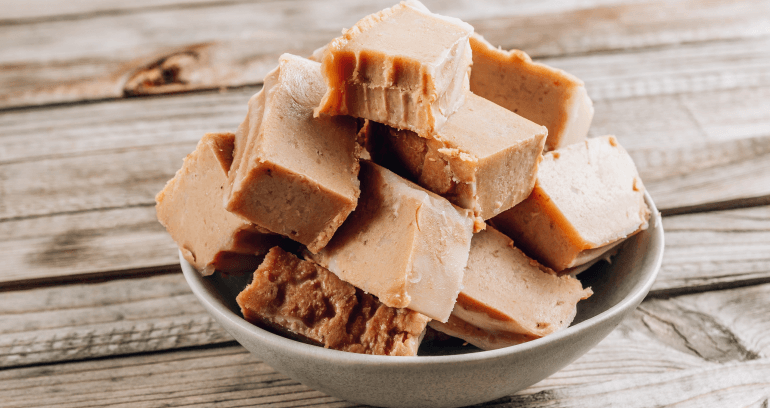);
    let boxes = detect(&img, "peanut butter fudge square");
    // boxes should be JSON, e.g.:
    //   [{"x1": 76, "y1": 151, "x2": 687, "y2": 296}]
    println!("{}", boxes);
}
[
  {"x1": 429, "y1": 227, "x2": 592, "y2": 350},
  {"x1": 225, "y1": 54, "x2": 362, "y2": 254},
  {"x1": 309, "y1": 161, "x2": 475, "y2": 323},
  {"x1": 315, "y1": 0, "x2": 473, "y2": 136},
  {"x1": 156, "y1": 133, "x2": 284, "y2": 276},
  {"x1": 237, "y1": 247, "x2": 430, "y2": 356},
  {"x1": 470, "y1": 34, "x2": 594, "y2": 151},
  {"x1": 366, "y1": 91, "x2": 547, "y2": 221},
  {"x1": 492, "y1": 136, "x2": 650, "y2": 272}
]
